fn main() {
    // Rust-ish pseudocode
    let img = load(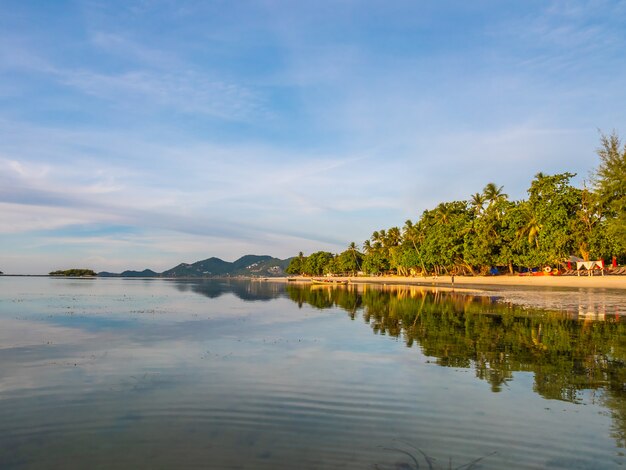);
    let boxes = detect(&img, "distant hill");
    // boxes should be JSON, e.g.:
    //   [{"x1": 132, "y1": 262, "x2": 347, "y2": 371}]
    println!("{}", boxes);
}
[
  {"x1": 231, "y1": 255, "x2": 291, "y2": 275},
  {"x1": 161, "y1": 257, "x2": 233, "y2": 277},
  {"x1": 122, "y1": 269, "x2": 160, "y2": 277},
  {"x1": 161, "y1": 255, "x2": 291, "y2": 278},
  {"x1": 98, "y1": 255, "x2": 292, "y2": 278},
  {"x1": 98, "y1": 269, "x2": 159, "y2": 277}
]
